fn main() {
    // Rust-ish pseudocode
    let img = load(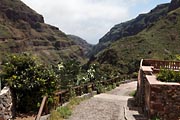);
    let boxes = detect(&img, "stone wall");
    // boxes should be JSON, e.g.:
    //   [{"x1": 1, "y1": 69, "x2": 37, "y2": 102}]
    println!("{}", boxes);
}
[
  {"x1": 0, "y1": 87, "x2": 13, "y2": 120},
  {"x1": 141, "y1": 75, "x2": 180, "y2": 120},
  {"x1": 149, "y1": 84, "x2": 180, "y2": 120}
]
